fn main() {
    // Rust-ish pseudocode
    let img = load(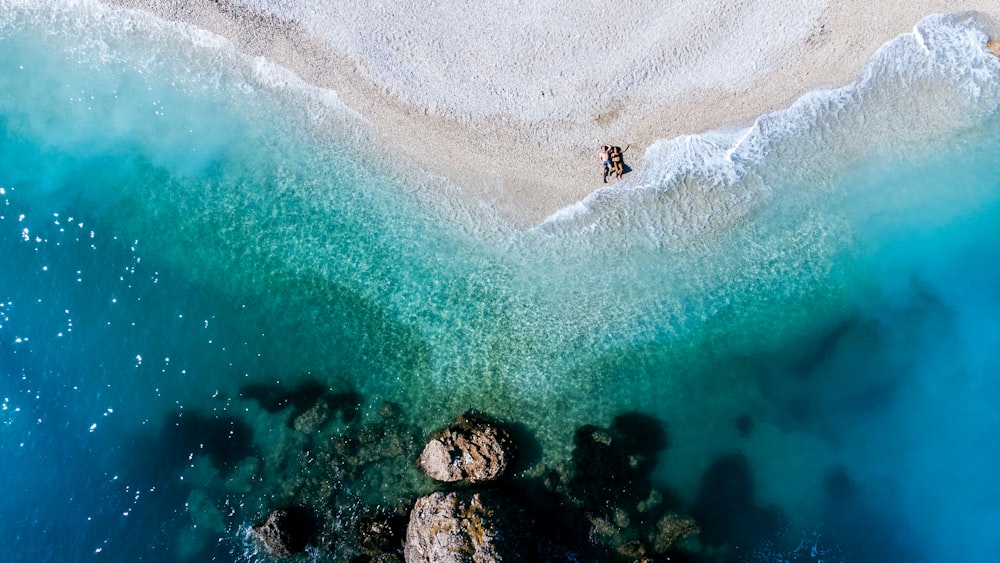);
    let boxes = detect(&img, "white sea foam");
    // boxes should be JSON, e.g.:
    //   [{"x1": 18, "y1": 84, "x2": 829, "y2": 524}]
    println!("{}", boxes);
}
[{"x1": 0, "y1": 0, "x2": 365, "y2": 133}]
